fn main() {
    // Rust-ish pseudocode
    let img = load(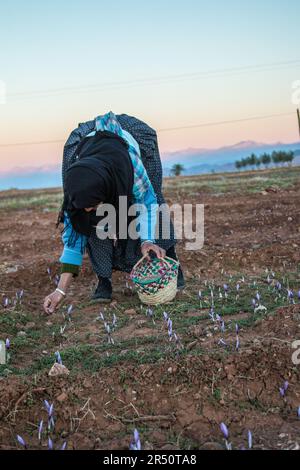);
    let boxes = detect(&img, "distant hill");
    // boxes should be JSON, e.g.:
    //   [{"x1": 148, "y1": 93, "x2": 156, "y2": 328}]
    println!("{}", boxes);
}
[
  {"x1": 163, "y1": 140, "x2": 300, "y2": 176},
  {"x1": 0, "y1": 140, "x2": 299, "y2": 190}
]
